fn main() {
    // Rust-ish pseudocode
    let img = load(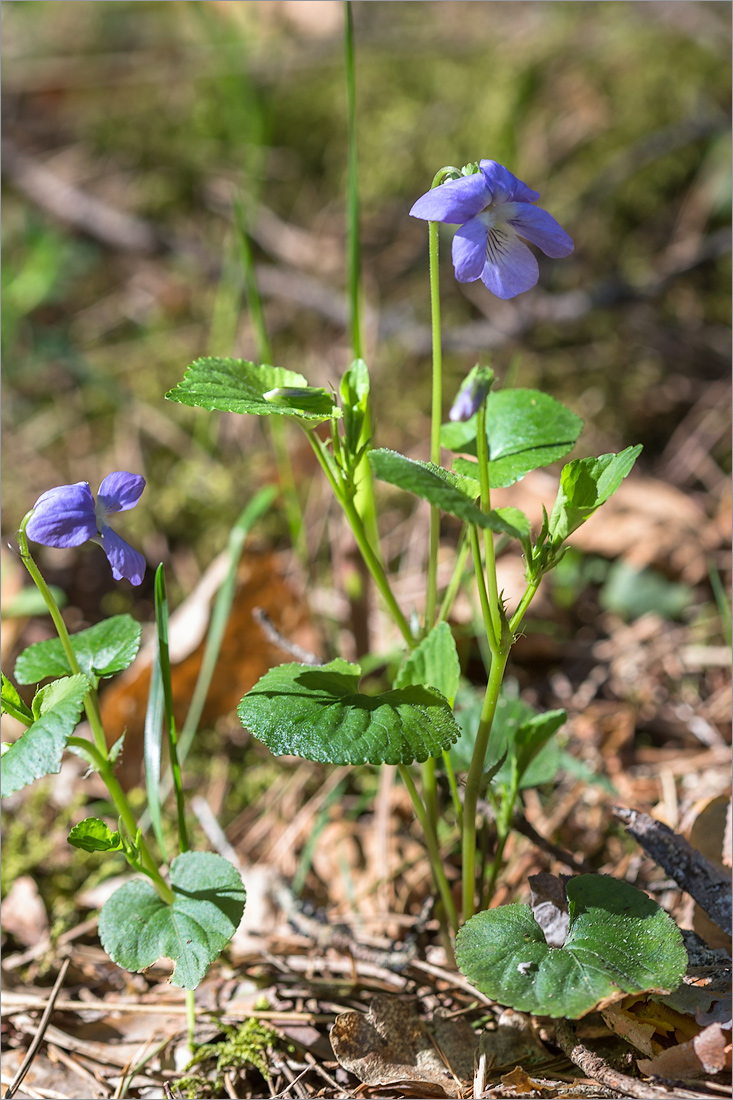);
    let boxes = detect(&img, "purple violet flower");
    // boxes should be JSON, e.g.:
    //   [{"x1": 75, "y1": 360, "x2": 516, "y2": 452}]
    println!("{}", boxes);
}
[
  {"x1": 410, "y1": 160, "x2": 573, "y2": 299},
  {"x1": 26, "y1": 472, "x2": 146, "y2": 586}
]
